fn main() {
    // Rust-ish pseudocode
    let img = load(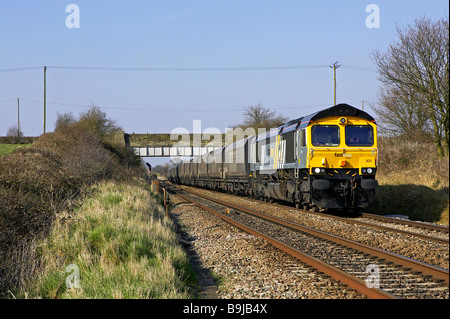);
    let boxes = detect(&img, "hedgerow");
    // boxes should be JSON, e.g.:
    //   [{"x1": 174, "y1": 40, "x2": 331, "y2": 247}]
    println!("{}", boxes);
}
[{"x1": 0, "y1": 109, "x2": 143, "y2": 296}]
